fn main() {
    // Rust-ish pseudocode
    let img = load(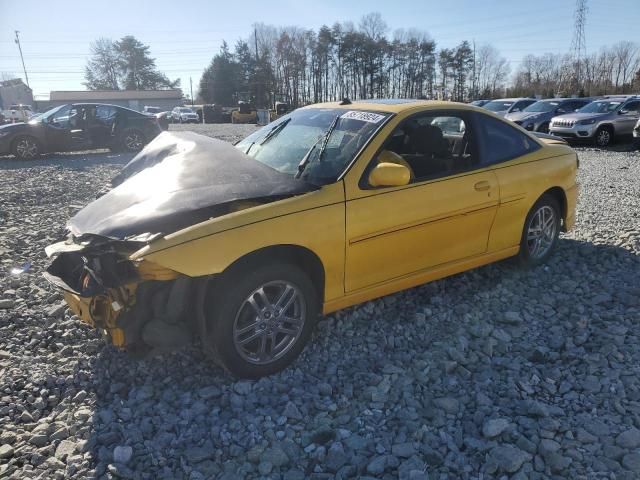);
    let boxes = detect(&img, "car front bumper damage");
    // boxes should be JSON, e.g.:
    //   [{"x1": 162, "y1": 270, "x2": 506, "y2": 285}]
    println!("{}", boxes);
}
[{"x1": 45, "y1": 237, "x2": 206, "y2": 354}]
